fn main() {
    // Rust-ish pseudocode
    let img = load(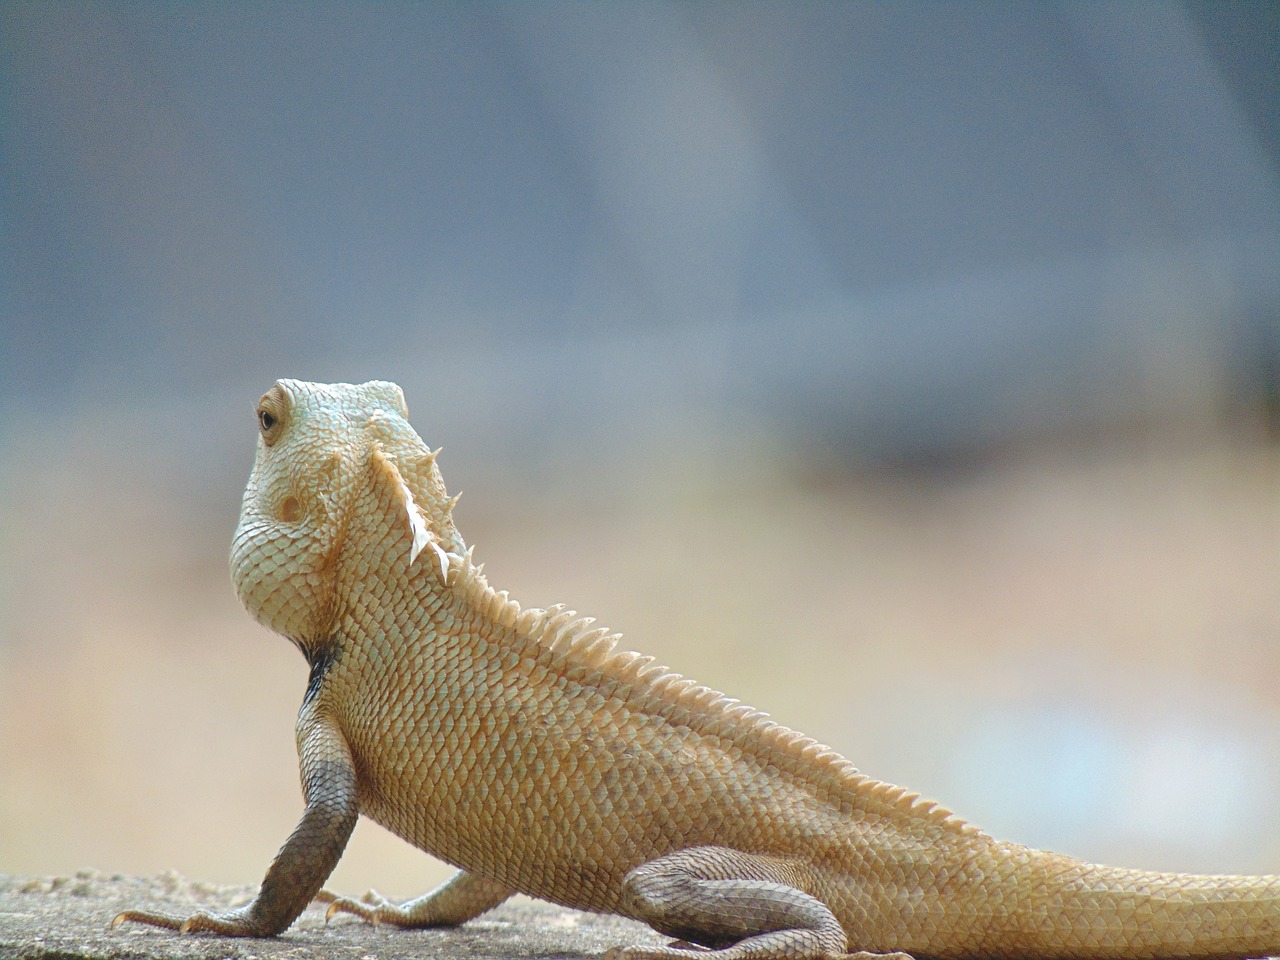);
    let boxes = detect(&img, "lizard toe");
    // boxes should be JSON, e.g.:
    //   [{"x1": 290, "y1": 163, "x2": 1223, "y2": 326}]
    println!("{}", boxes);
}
[
  {"x1": 111, "y1": 906, "x2": 269, "y2": 937},
  {"x1": 111, "y1": 909, "x2": 185, "y2": 932},
  {"x1": 323, "y1": 896, "x2": 380, "y2": 925},
  {"x1": 604, "y1": 947, "x2": 683, "y2": 960}
]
